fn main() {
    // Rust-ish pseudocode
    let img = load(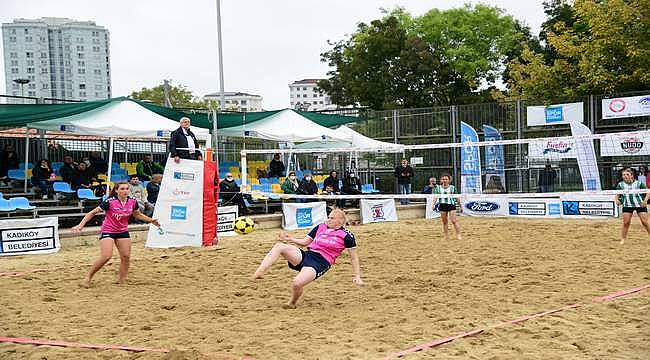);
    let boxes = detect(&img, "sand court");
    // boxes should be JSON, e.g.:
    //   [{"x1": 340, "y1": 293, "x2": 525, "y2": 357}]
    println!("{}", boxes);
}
[{"x1": 1, "y1": 217, "x2": 649, "y2": 359}]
